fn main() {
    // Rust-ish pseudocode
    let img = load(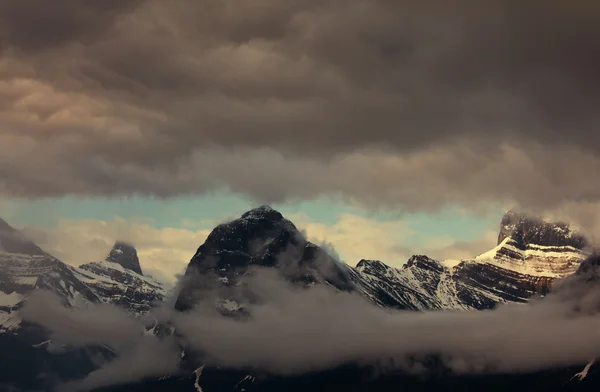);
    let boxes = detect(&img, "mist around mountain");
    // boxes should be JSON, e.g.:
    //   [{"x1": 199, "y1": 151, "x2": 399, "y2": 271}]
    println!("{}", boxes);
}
[{"x1": 1, "y1": 206, "x2": 597, "y2": 391}]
